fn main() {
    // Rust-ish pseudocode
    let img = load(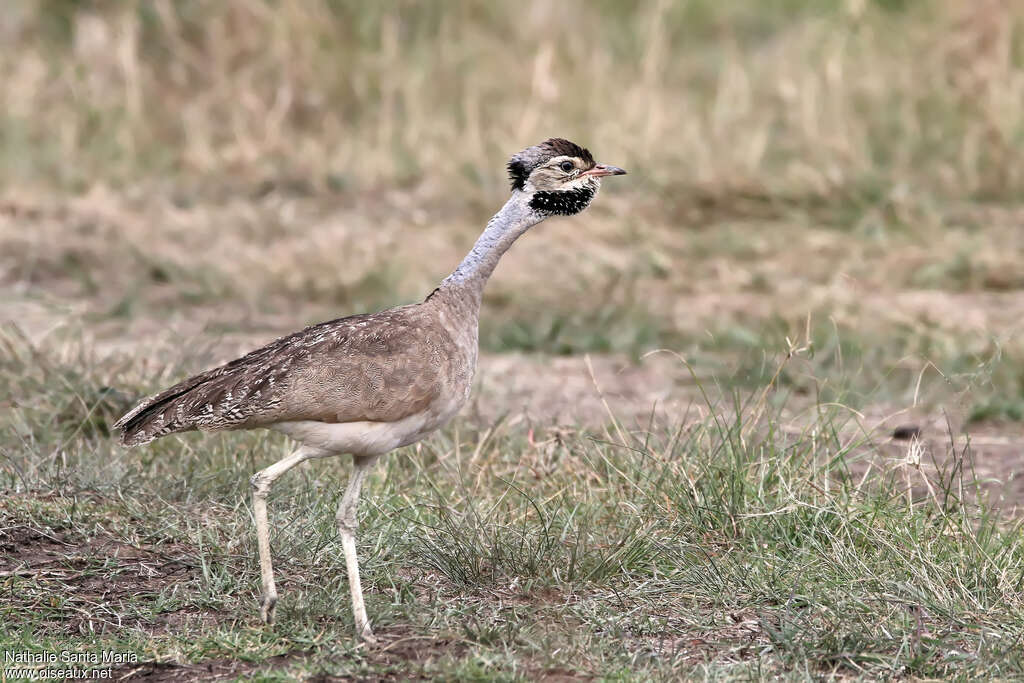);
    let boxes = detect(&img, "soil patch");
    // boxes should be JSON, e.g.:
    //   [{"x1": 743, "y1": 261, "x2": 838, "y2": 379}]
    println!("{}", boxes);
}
[
  {"x1": 0, "y1": 522, "x2": 217, "y2": 635},
  {"x1": 110, "y1": 657, "x2": 265, "y2": 682}
]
